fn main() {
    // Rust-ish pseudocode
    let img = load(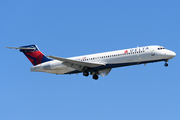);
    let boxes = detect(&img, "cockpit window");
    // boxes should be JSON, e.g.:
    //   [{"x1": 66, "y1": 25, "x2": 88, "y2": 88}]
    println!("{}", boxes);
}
[{"x1": 158, "y1": 47, "x2": 165, "y2": 50}]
